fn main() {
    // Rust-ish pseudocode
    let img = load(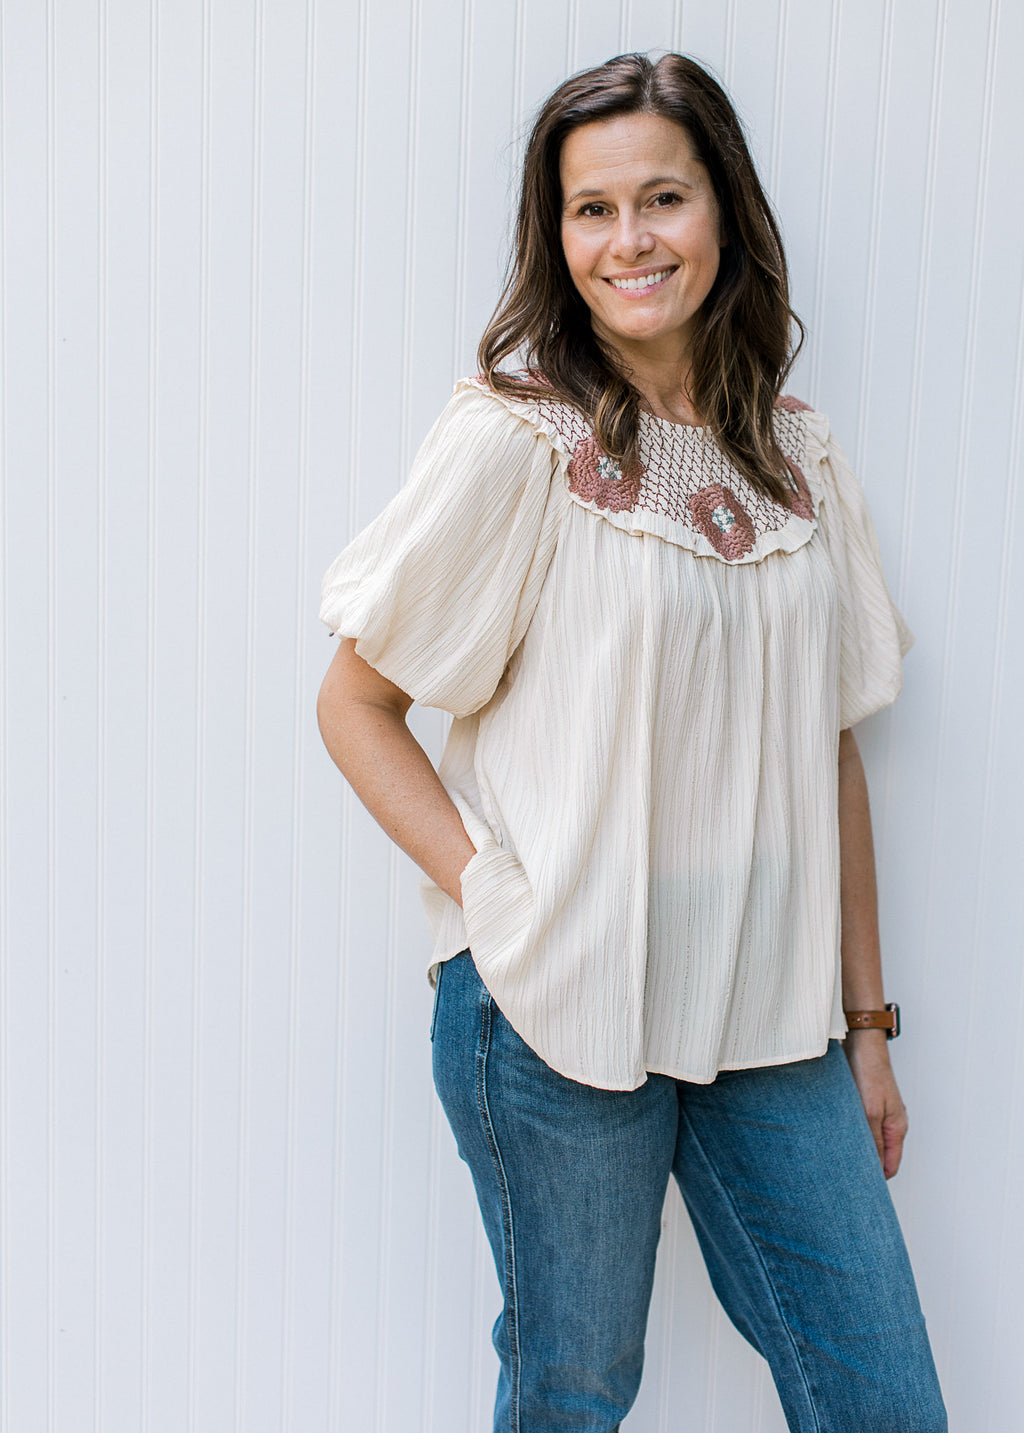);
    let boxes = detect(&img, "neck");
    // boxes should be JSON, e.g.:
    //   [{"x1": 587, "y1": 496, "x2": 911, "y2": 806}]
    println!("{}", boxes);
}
[
  {"x1": 636, "y1": 367, "x2": 701, "y2": 426},
  {"x1": 597, "y1": 329, "x2": 702, "y2": 427}
]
